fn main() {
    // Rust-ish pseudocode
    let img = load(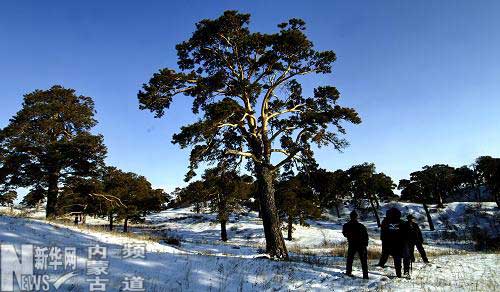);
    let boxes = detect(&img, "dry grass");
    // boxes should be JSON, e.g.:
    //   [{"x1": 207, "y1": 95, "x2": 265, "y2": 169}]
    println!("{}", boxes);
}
[
  {"x1": 0, "y1": 207, "x2": 33, "y2": 218},
  {"x1": 289, "y1": 240, "x2": 469, "y2": 264},
  {"x1": 1, "y1": 209, "x2": 166, "y2": 243},
  {"x1": 43, "y1": 217, "x2": 168, "y2": 244},
  {"x1": 327, "y1": 242, "x2": 382, "y2": 259}
]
